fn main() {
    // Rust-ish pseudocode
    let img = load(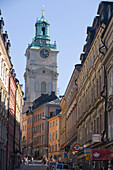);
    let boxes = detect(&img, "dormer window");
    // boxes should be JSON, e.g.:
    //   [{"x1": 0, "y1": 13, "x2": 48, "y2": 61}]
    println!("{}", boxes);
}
[
  {"x1": 42, "y1": 27, "x2": 45, "y2": 35},
  {"x1": 108, "y1": 5, "x2": 111, "y2": 19},
  {"x1": 100, "y1": 11, "x2": 104, "y2": 22}
]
